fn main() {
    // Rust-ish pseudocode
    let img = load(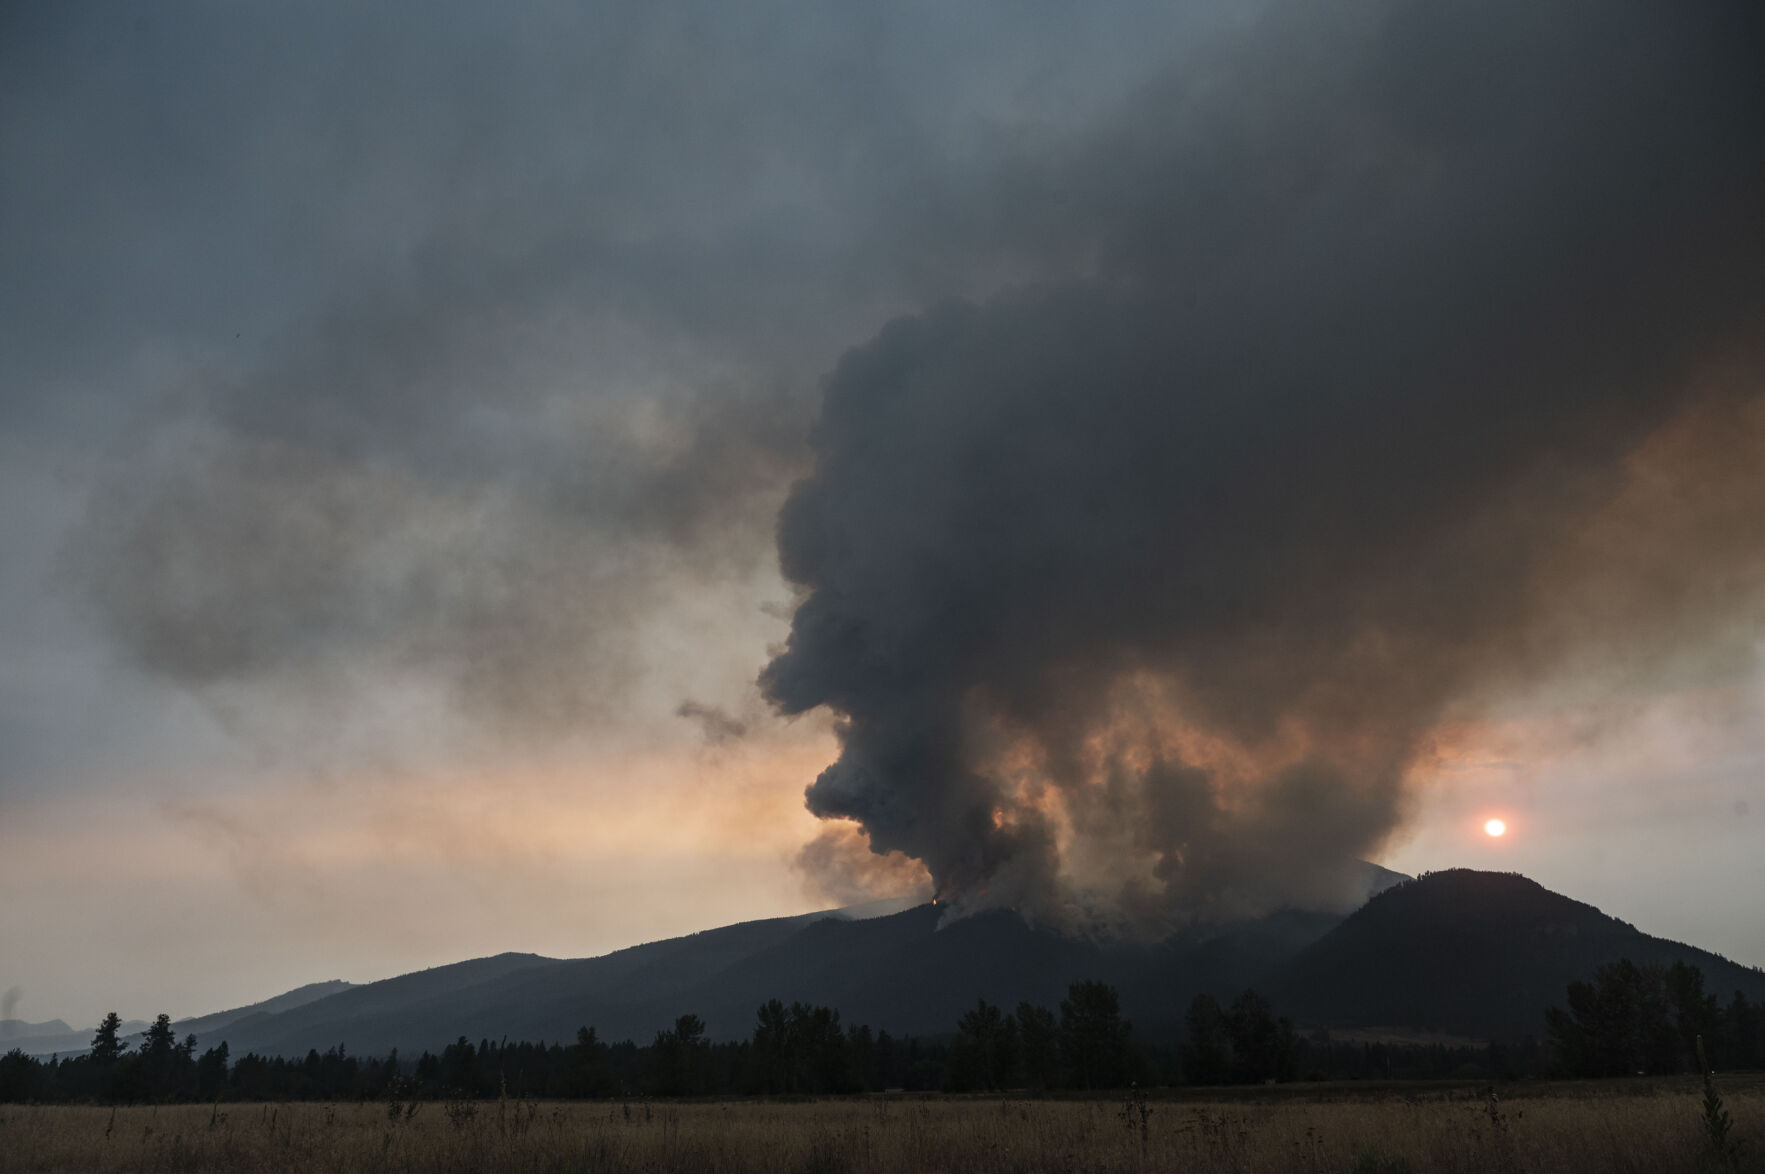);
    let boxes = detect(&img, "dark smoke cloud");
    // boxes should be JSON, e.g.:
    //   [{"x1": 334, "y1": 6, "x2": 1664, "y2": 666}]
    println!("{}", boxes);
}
[{"x1": 764, "y1": 1, "x2": 1765, "y2": 928}]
